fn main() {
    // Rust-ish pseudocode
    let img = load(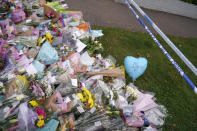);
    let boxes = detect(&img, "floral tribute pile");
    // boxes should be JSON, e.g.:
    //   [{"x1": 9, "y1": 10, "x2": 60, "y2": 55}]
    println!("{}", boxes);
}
[{"x1": 0, "y1": 0, "x2": 167, "y2": 131}]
